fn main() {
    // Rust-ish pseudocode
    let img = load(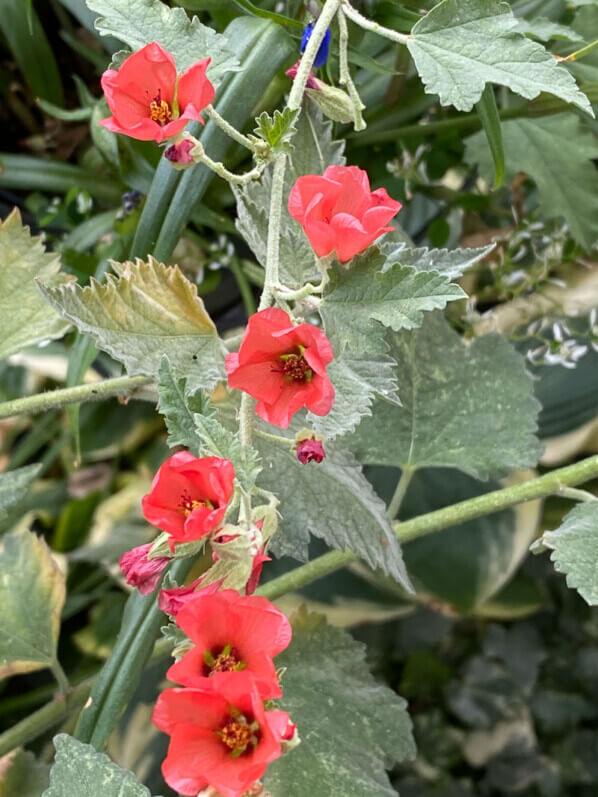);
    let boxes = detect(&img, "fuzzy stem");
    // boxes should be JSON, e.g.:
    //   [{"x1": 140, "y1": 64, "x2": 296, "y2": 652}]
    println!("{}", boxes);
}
[
  {"x1": 0, "y1": 375, "x2": 151, "y2": 420},
  {"x1": 341, "y1": 1, "x2": 411, "y2": 46},
  {"x1": 387, "y1": 468, "x2": 413, "y2": 521},
  {"x1": 258, "y1": 455, "x2": 598, "y2": 600},
  {"x1": 254, "y1": 428, "x2": 296, "y2": 447},
  {"x1": 205, "y1": 105, "x2": 257, "y2": 151},
  {"x1": 192, "y1": 141, "x2": 263, "y2": 185},
  {"x1": 338, "y1": 7, "x2": 367, "y2": 131}
]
